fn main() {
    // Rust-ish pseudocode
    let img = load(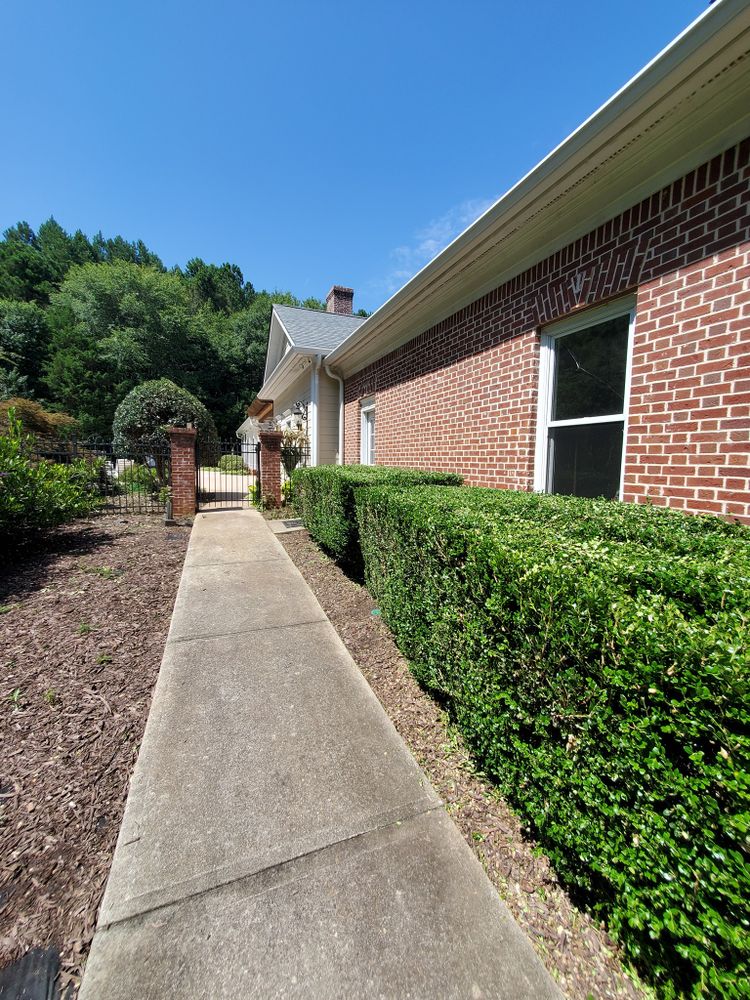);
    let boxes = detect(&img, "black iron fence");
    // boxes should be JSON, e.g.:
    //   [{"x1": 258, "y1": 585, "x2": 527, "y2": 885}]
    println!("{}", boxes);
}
[
  {"x1": 195, "y1": 439, "x2": 259, "y2": 510},
  {"x1": 30, "y1": 437, "x2": 172, "y2": 514}
]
